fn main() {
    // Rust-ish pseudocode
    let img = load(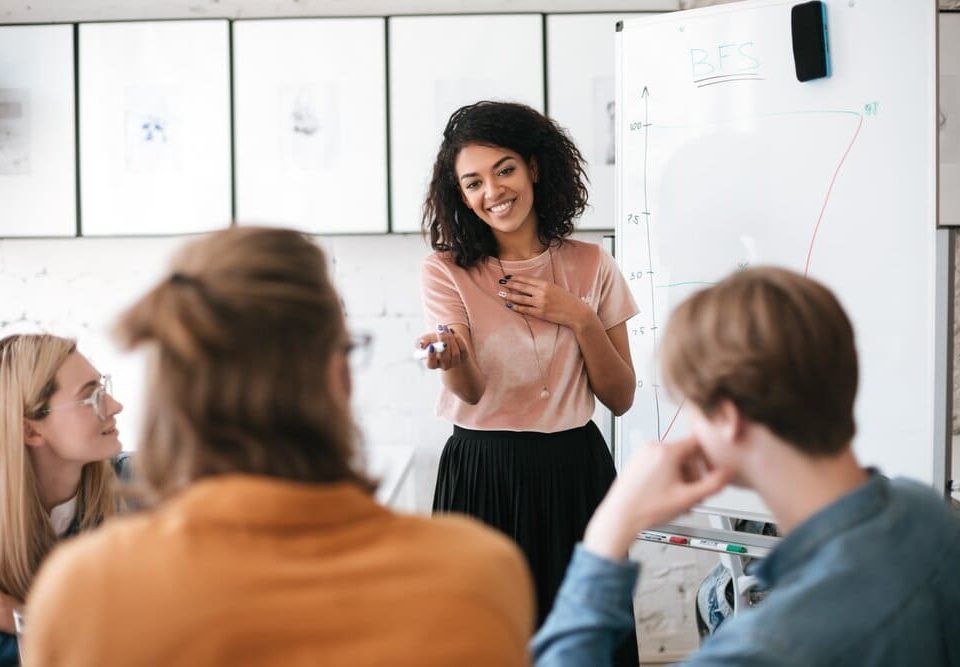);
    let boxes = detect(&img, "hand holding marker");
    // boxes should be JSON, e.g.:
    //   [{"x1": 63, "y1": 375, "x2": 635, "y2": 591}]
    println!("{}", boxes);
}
[
  {"x1": 414, "y1": 341, "x2": 447, "y2": 360},
  {"x1": 414, "y1": 324, "x2": 449, "y2": 360}
]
